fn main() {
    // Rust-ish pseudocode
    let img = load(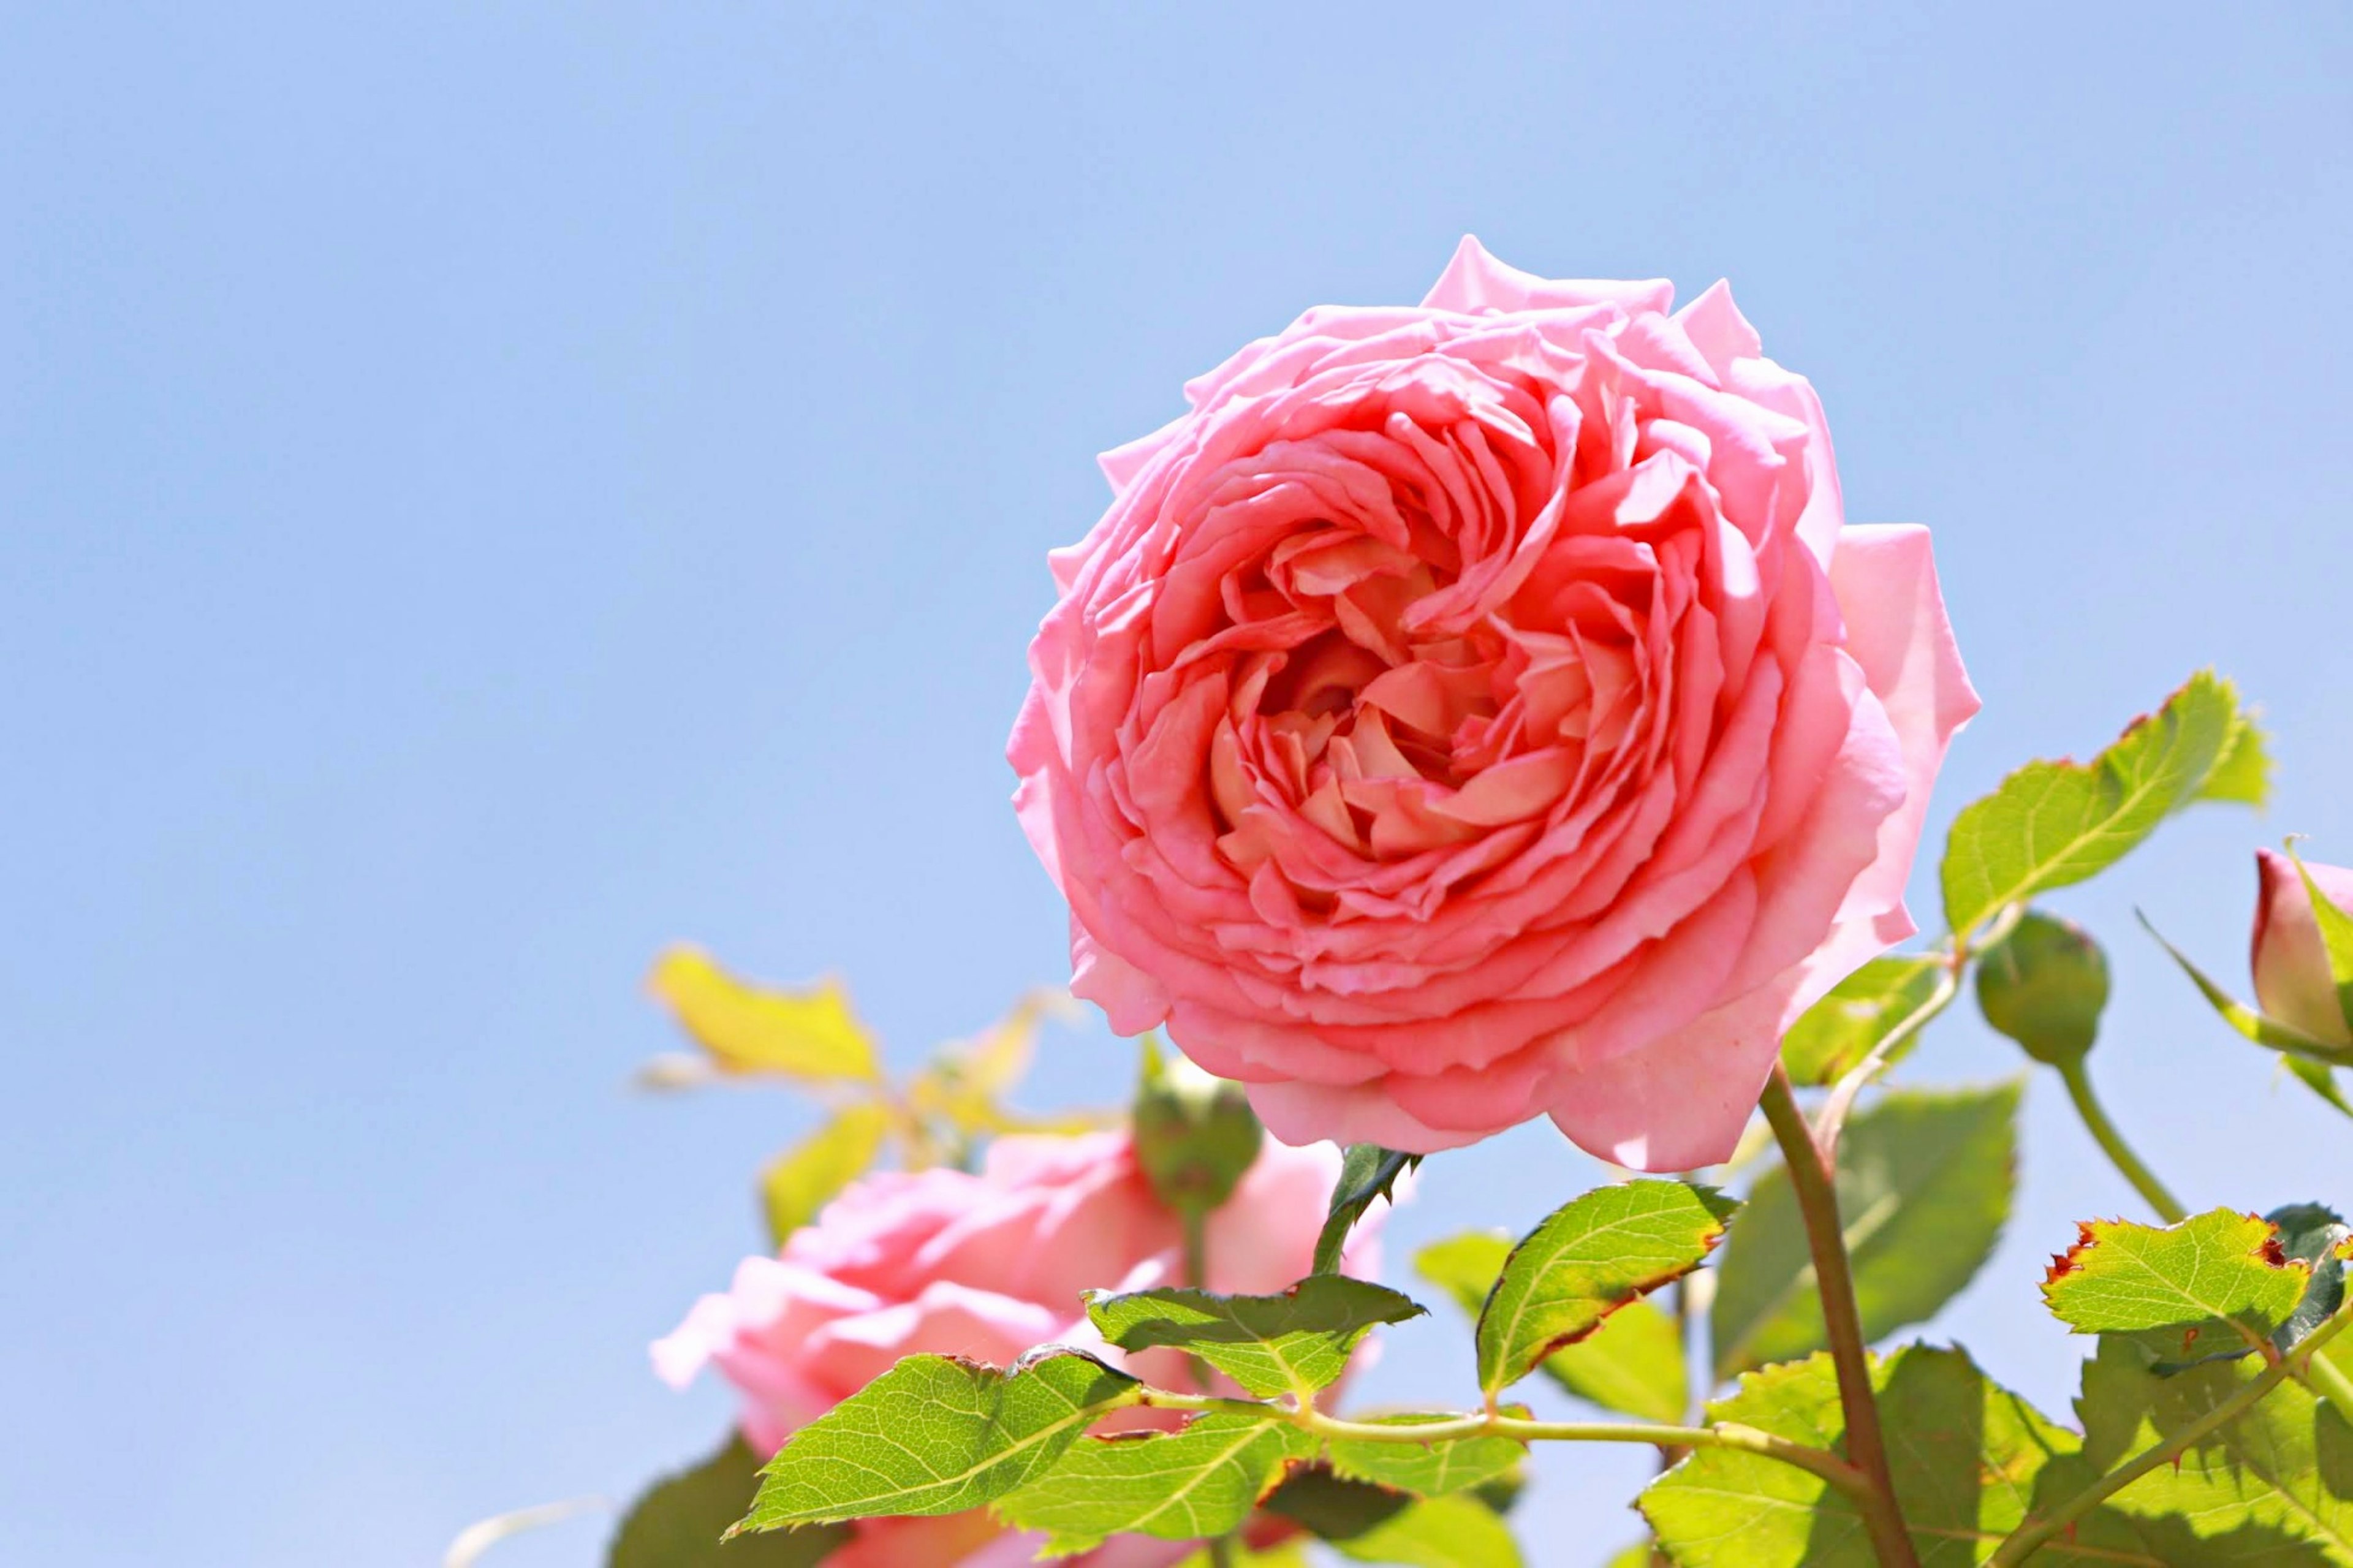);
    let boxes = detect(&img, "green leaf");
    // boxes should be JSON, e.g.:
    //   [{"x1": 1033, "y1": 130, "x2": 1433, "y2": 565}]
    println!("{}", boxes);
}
[
  {"x1": 759, "y1": 1105, "x2": 891, "y2": 1248},
  {"x1": 1541, "y1": 1298, "x2": 1691, "y2": 1427},
  {"x1": 1711, "y1": 1085, "x2": 2018, "y2": 1380},
  {"x1": 2201, "y1": 706, "x2": 2274, "y2": 806},
  {"x1": 2267, "y1": 1203, "x2": 2352, "y2": 1355},
  {"x1": 1779, "y1": 955, "x2": 1946, "y2": 1086},
  {"x1": 1325, "y1": 1414, "x2": 1526, "y2": 1499},
  {"x1": 1602, "y1": 1546, "x2": 1656, "y2": 1568},
  {"x1": 1642, "y1": 1346, "x2": 2120, "y2": 1567},
  {"x1": 1083, "y1": 1277, "x2": 1426, "y2": 1400},
  {"x1": 1416, "y1": 1231, "x2": 1686, "y2": 1423},
  {"x1": 2076, "y1": 1335, "x2": 2353, "y2": 1563},
  {"x1": 1477, "y1": 1180, "x2": 1736, "y2": 1398},
  {"x1": 1645, "y1": 1356, "x2": 1853, "y2": 1568},
  {"x1": 2041, "y1": 1210, "x2": 2309, "y2": 1358},
  {"x1": 1941, "y1": 670, "x2": 2248, "y2": 938},
  {"x1": 734, "y1": 1350, "x2": 1140, "y2": 1534},
  {"x1": 1262, "y1": 1469, "x2": 1525, "y2": 1567},
  {"x1": 991, "y1": 1412, "x2": 1315, "y2": 1555},
  {"x1": 1260, "y1": 1465, "x2": 1411, "y2": 1538},
  {"x1": 1315, "y1": 1146, "x2": 1420, "y2": 1276},
  {"x1": 1413, "y1": 1232, "x2": 1512, "y2": 1324},
  {"x1": 1330, "y1": 1496, "x2": 1523, "y2": 1567},
  {"x1": 610, "y1": 1437, "x2": 851, "y2": 1567},
  {"x1": 648, "y1": 947, "x2": 883, "y2": 1083}
]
